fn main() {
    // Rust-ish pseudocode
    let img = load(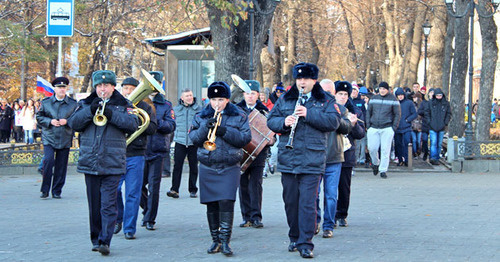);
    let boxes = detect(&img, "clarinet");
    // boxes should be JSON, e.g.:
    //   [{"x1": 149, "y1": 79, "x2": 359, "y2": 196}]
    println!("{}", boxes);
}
[{"x1": 285, "y1": 87, "x2": 304, "y2": 149}]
